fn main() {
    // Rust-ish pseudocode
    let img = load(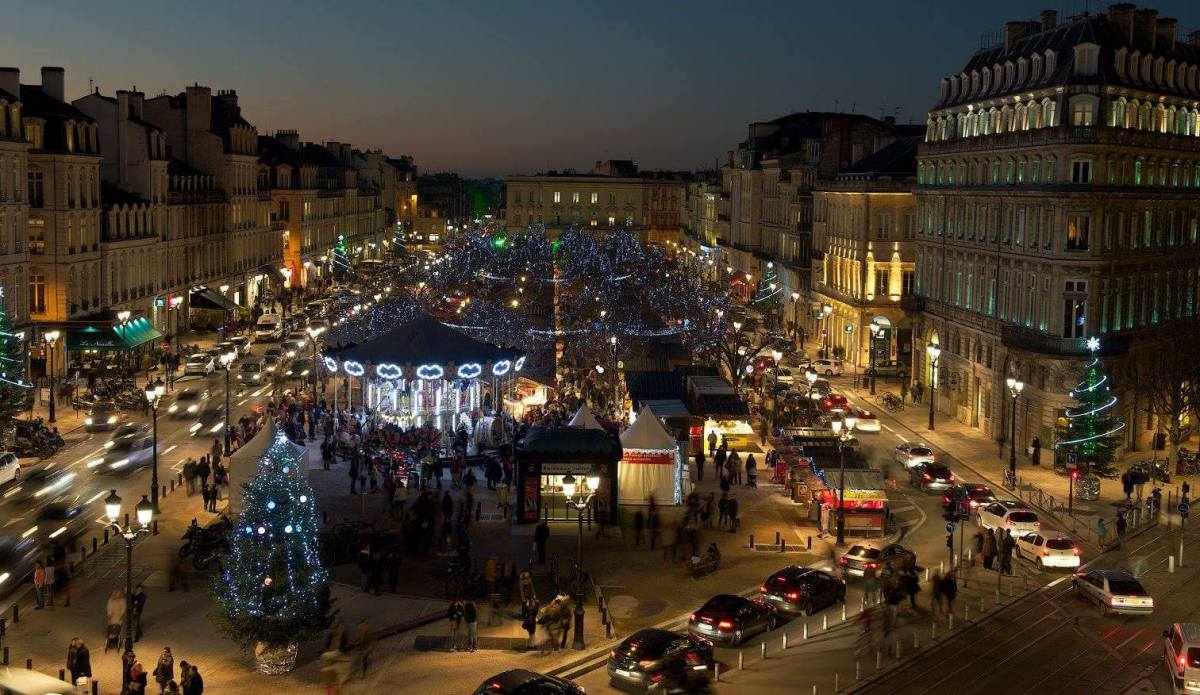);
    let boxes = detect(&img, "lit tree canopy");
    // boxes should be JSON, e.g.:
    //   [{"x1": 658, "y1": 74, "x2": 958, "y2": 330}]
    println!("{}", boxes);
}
[{"x1": 1053, "y1": 340, "x2": 1125, "y2": 479}]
